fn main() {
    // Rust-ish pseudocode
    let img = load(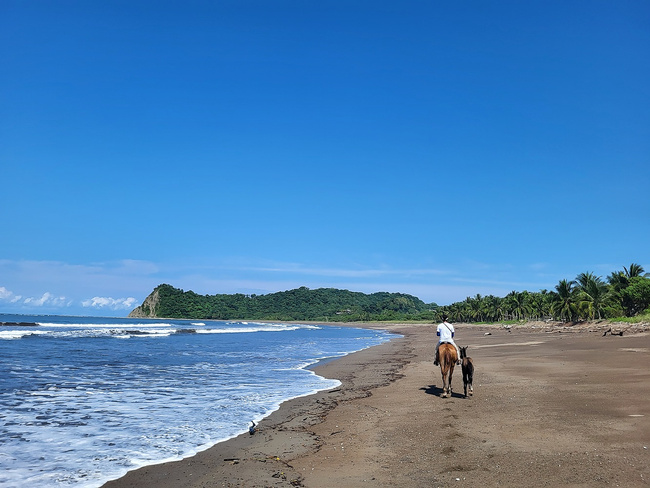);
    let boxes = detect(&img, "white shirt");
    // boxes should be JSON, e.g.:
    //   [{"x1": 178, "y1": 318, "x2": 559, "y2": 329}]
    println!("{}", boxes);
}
[{"x1": 437, "y1": 321, "x2": 455, "y2": 344}]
